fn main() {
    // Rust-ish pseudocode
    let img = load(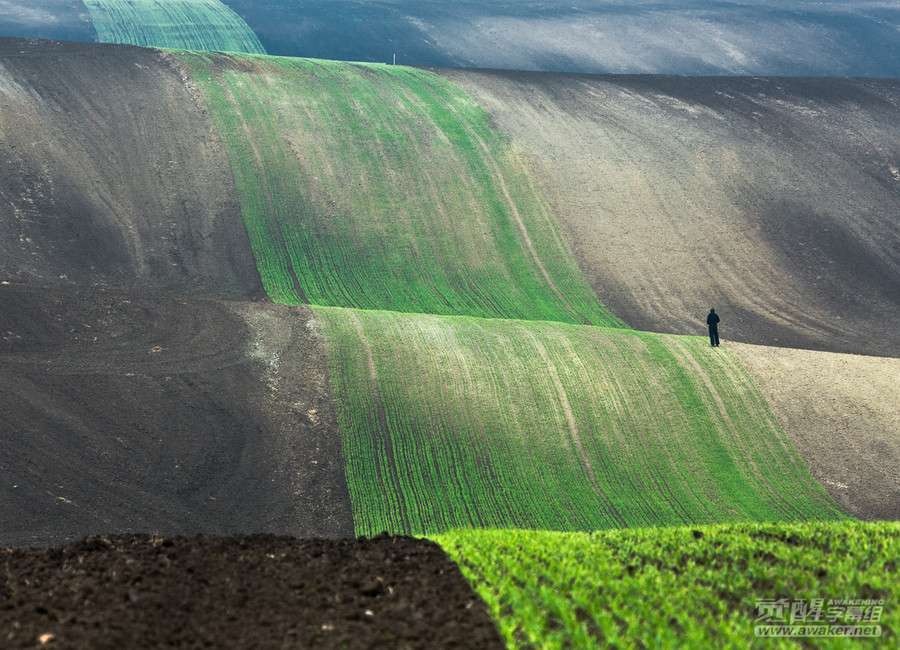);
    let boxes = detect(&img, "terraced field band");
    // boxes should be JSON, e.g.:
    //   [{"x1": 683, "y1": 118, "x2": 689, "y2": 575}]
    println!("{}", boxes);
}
[
  {"x1": 315, "y1": 307, "x2": 844, "y2": 536},
  {"x1": 182, "y1": 52, "x2": 620, "y2": 326}
]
